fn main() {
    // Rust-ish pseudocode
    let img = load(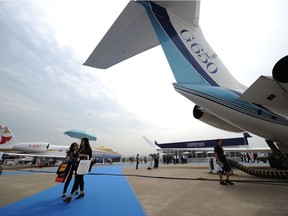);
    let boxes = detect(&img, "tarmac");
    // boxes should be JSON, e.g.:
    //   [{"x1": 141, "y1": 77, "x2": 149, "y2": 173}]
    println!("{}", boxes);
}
[{"x1": 1, "y1": 162, "x2": 288, "y2": 216}]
